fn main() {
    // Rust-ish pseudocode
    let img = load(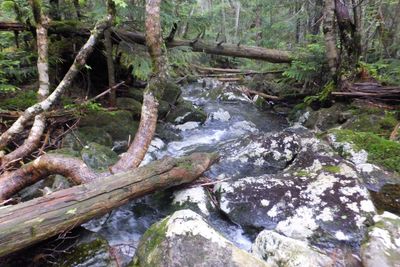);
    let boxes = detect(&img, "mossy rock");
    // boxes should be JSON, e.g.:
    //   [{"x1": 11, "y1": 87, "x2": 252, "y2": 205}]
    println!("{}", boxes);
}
[
  {"x1": 127, "y1": 88, "x2": 144, "y2": 102},
  {"x1": 116, "y1": 97, "x2": 142, "y2": 116},
  {"x1": 63, "y1": 127, "x2": 113, "y2": 151},
  {"x1": 47, "y1": 148, "x2": 81, "y2": 158},
  {"x1": 80, "y1": 110, "x2": 139, "y2": 141},
  {"x1": 342, "y1": 108, "x2": 399, "y2": 138},
  {"x1": 80, "y1": 142, "x2": 118, "y2": 170},
  {"x1": 161, "y1": 81, "x2": 181, "y2": 105},
  {"x1": 55, "y1": 229, "x2": 119, "y2": 267},
  {"x1": 333, "y1": 129, "x2": 400, "y2": 174},
  {"x1": 165, "y1": 100, "x2": 207, "y2": 124}
]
